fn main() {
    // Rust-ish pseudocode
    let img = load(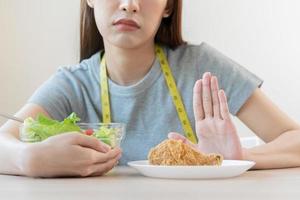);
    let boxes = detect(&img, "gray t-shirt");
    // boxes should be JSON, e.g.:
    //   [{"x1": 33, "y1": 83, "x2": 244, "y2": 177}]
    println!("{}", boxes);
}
[{"x1": 28, "y1": 42, "x2": 263, "y2": 165}]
